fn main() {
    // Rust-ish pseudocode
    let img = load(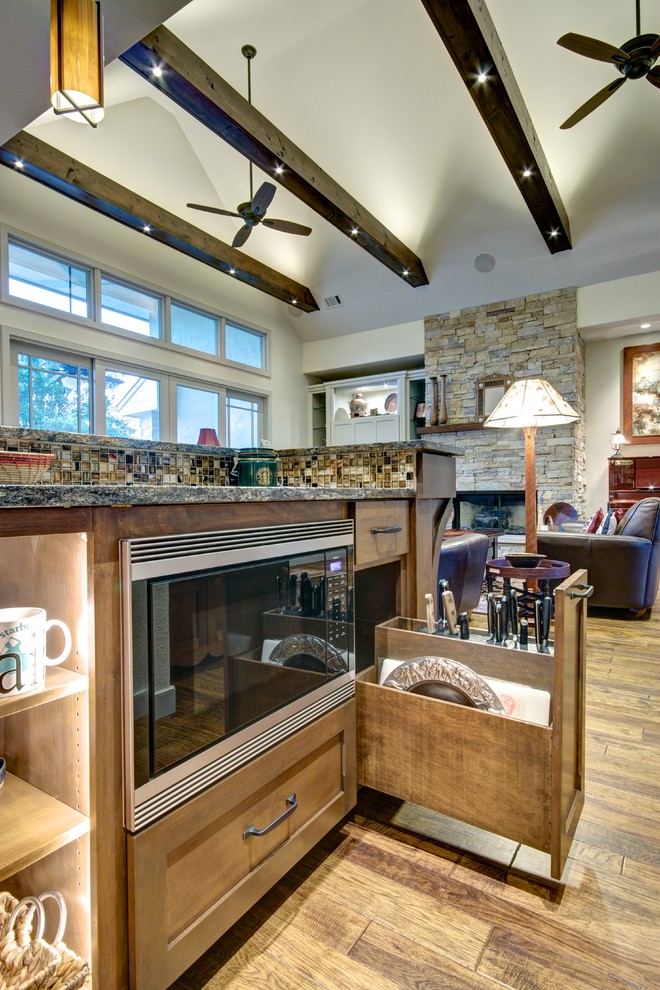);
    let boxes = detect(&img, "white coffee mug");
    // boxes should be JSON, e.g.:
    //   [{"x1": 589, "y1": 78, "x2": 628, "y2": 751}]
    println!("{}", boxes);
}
[{"x1": 0, "y1": 607, "x2": 72, "y2": 698}]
